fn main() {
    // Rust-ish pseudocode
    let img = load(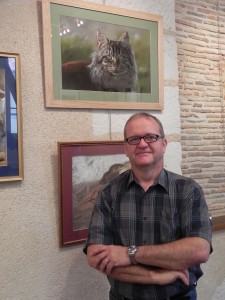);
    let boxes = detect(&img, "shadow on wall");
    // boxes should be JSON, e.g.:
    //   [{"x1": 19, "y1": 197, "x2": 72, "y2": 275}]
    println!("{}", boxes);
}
[{"x1": 61, "y1": 245, "x2": 109, "y2": 300}]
